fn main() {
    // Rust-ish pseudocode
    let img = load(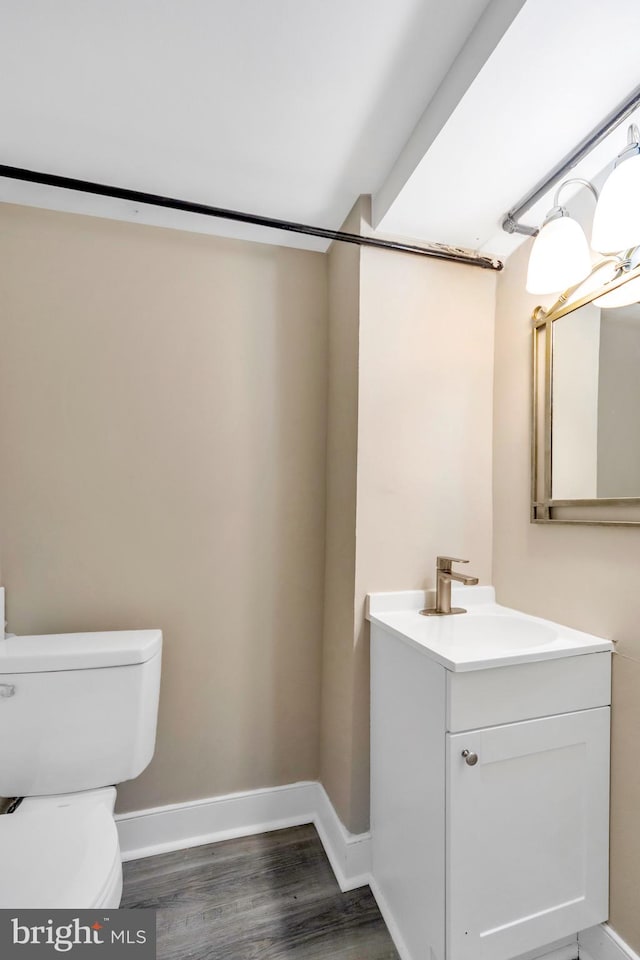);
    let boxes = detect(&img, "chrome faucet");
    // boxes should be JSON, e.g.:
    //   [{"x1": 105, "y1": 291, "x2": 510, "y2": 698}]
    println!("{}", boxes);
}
[{"x1": 421, "y1": 556, "x2": 479, "y2": 616}]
